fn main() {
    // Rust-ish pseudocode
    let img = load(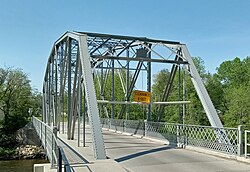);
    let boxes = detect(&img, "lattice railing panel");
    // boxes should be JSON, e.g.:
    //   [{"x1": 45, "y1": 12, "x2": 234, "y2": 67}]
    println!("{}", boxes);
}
[
  {"x1": 146, "y1": 122, "x2": 178, "y2": 143},
  {"x1": 124, "y1": 119, "x2": 145, "y2": 136},
  {"x1": 100, "y1": 118, "x2": 239, "y2": 155},
  {"x1": 184, "y1": 125, "x2": 238, "y2": 155}
]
